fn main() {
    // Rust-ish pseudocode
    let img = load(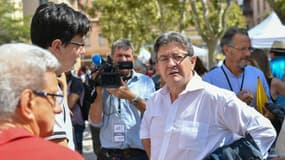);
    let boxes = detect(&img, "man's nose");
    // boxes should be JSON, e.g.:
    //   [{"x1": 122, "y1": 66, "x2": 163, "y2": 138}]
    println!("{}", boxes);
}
[
  {"x1": 244, "y1": 49, "x2": 251, "y2": 57},
  {"x1": 53, "y1": 102, "x2": 62, "y2": 114},
  {"x1": 119, "y1": 56, "x2": 128, "y2": 61},
  {"x1": 79, "y1": 47, "x2": 86, "y2": 56},
  {"x1": 167, "y1": 57, "x2": 177, "y2": 66}
]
